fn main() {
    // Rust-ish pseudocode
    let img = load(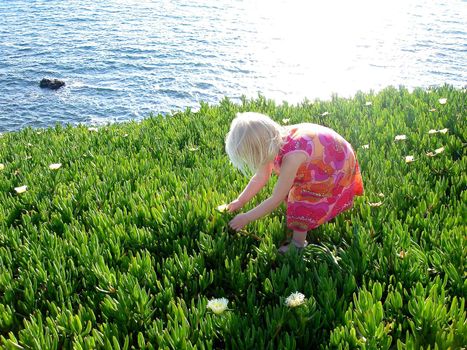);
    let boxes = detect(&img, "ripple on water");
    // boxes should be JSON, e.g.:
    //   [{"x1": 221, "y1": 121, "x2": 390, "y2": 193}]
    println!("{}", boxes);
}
[{"x1": 0, "y1": 0, "x2": 466, "y2": 132}]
